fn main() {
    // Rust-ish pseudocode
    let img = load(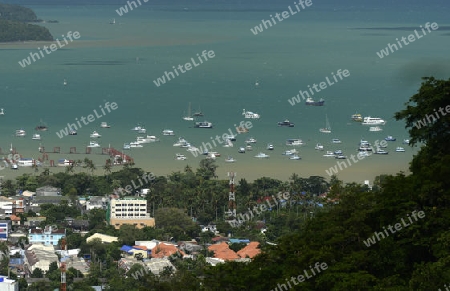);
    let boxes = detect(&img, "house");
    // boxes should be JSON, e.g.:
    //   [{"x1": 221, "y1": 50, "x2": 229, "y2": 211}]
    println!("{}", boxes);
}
[
  {"x1": 0, "y1": 197, "x2": 14, "y2": 217},
  {"x1": 64, "y1": 218, "x2": 89, "y2": 230},
  {"x1": 24, "y1": 244, "x2": 58, "y2": 273},
  {"x1": 9, "y1": 215, "x2": 21, "y2": 226},
  {"x1": 86, "y1": 196, "x2": 107, "y2": 211},
  {"x1": 151, "y1": 242, "x2": 184, "y2": 258},
  {"x1": 107, "y1": 197, "x2": 155, "y2": 229},
  {"x1": 0, "y1": 220, "x2": 12, "y2": 241},
  {"x1": 35, "y1": 186, "x2": 61, "y2": 196},
  {"x1": 28, "y1": 226, "x2": 66, "y2": 246}
]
